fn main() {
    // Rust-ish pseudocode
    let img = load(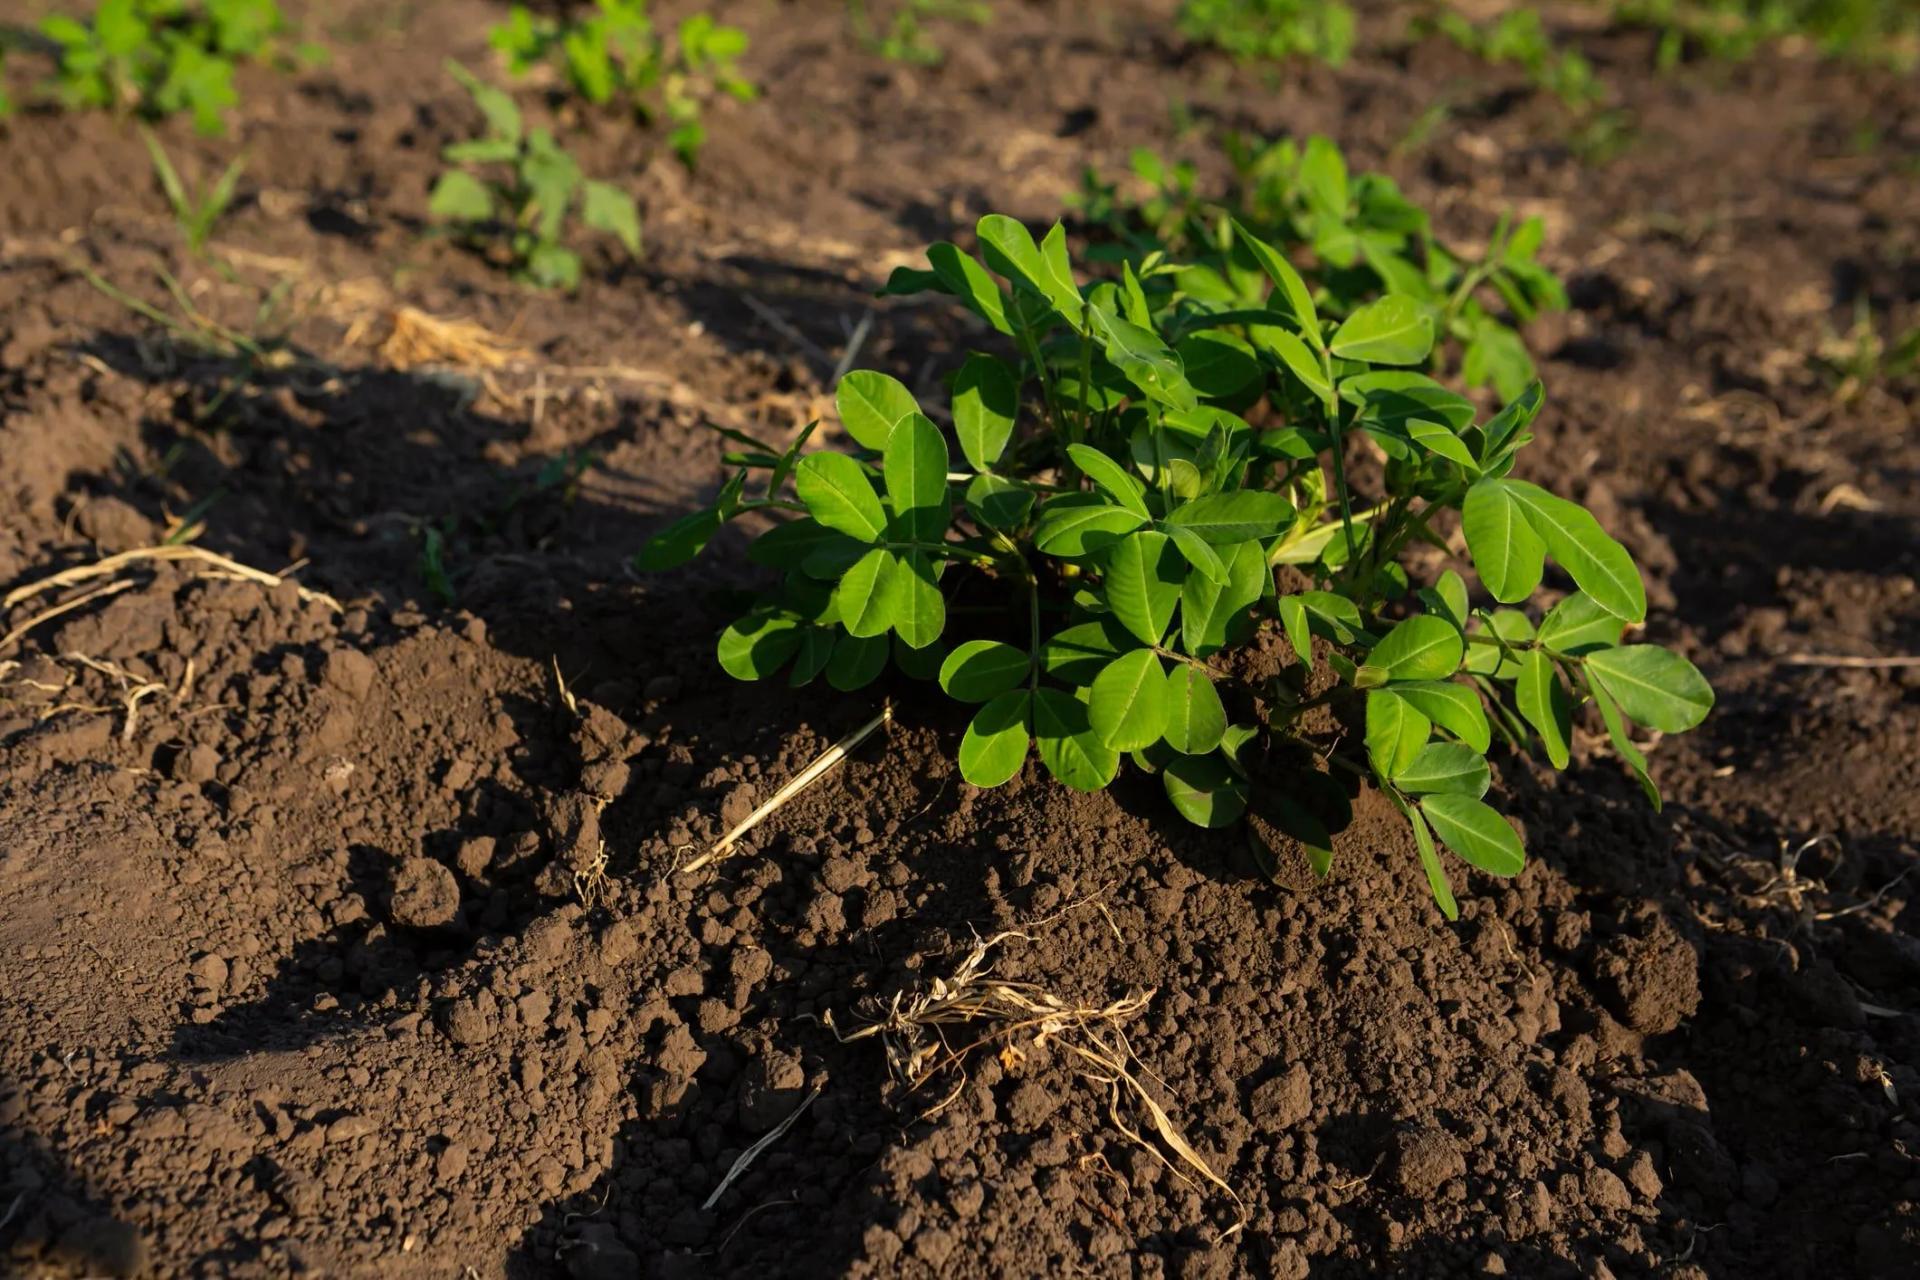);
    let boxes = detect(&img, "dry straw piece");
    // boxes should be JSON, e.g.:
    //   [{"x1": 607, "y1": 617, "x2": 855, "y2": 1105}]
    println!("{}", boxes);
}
[
  {"x1": 827, "y1": 932, "x2": 1248, "y2": 1239},
  {"x1": 679, "y1": 704, "x2": 892, "y2": 874}
]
